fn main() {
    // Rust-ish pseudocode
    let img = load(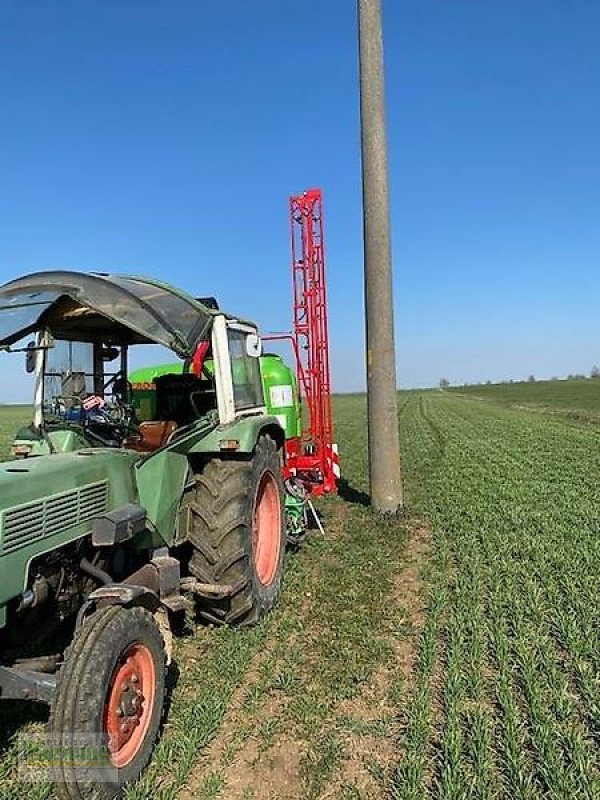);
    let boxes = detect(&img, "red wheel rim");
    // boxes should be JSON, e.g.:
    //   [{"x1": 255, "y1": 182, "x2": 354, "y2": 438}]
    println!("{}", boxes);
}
[
  {"x1": 252, "y1": 472, "x2": 282, "y2": 586},
  {"x1": 103, "y1": 643, "x2": 156, "y2": 768}
]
